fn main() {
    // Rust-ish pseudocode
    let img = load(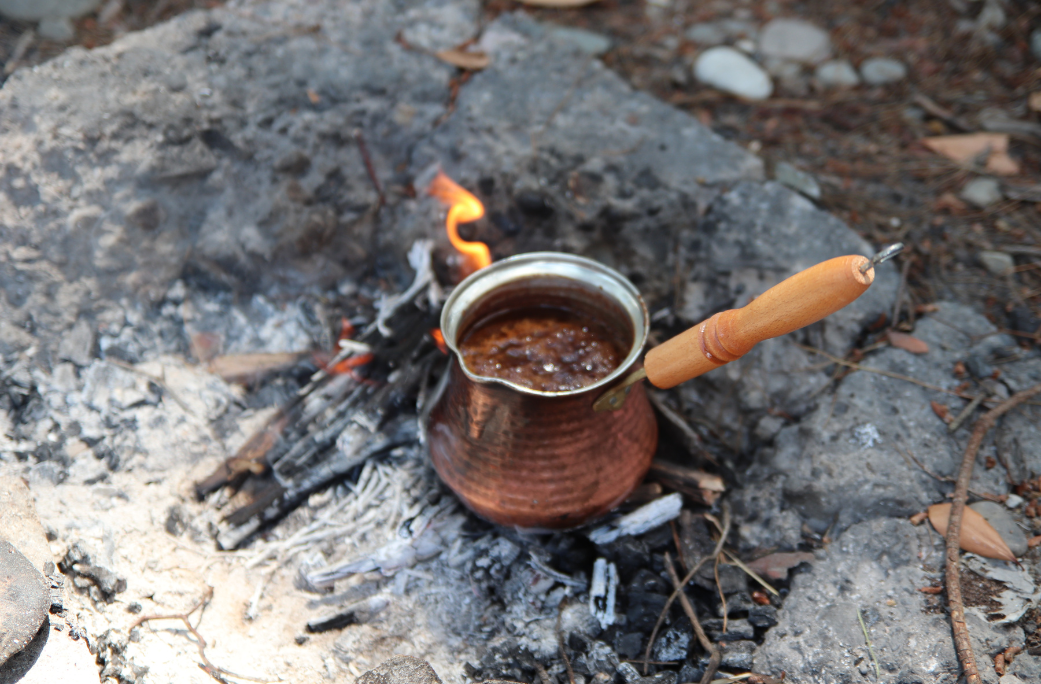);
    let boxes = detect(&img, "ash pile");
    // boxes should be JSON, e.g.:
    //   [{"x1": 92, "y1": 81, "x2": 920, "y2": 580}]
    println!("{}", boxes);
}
[{"x1": 2, "y1": 0, "x2": 1041, "y2": 683}]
